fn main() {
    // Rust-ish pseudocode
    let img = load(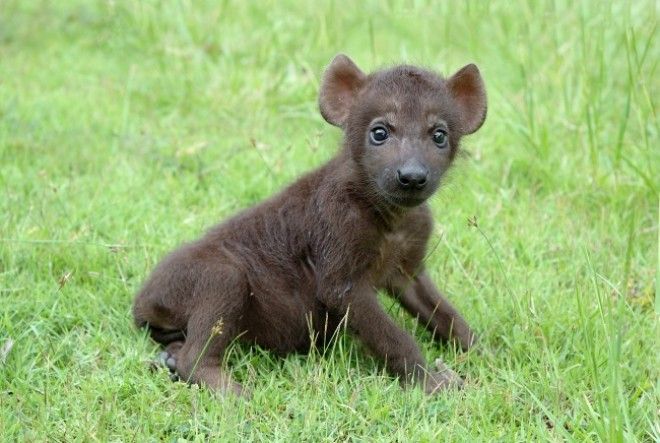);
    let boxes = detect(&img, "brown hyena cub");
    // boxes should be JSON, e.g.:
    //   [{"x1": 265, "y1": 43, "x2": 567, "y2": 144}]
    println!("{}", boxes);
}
[{"x1": 133, "y1": 54, "x2": 486, "y2": 396}]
